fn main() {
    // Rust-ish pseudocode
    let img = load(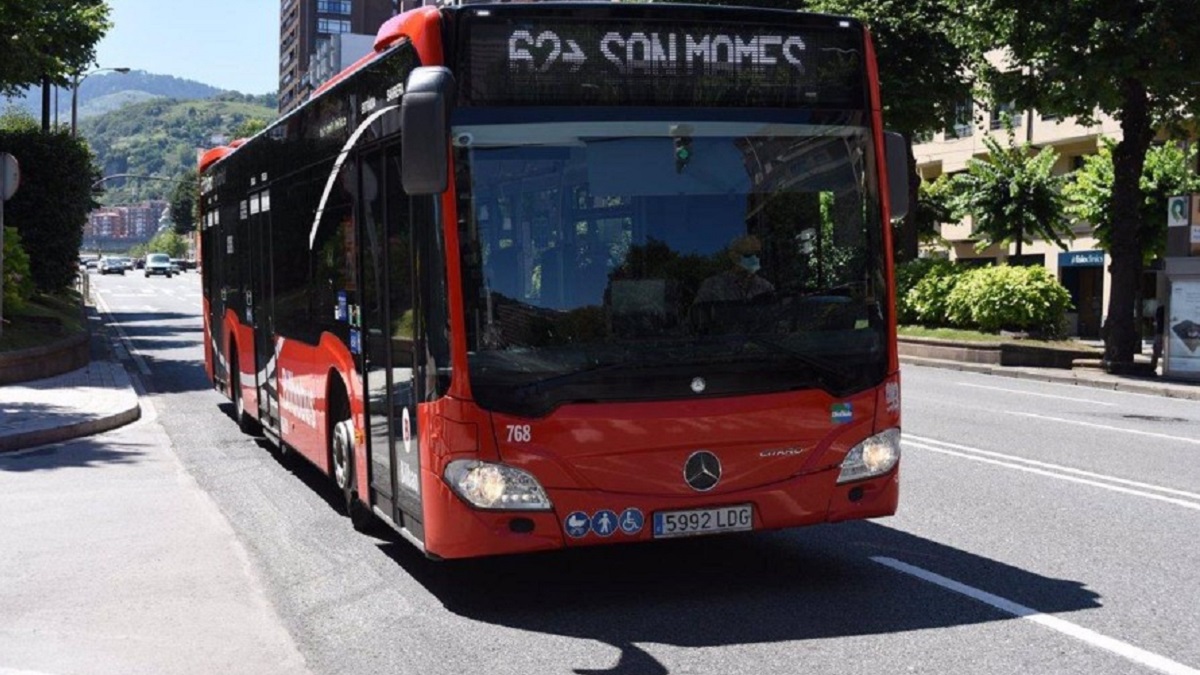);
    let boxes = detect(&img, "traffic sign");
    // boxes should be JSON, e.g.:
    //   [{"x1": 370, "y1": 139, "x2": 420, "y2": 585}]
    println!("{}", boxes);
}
[{"x1": 1, "y1": 152, "x2": 18, "y2": 201}]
